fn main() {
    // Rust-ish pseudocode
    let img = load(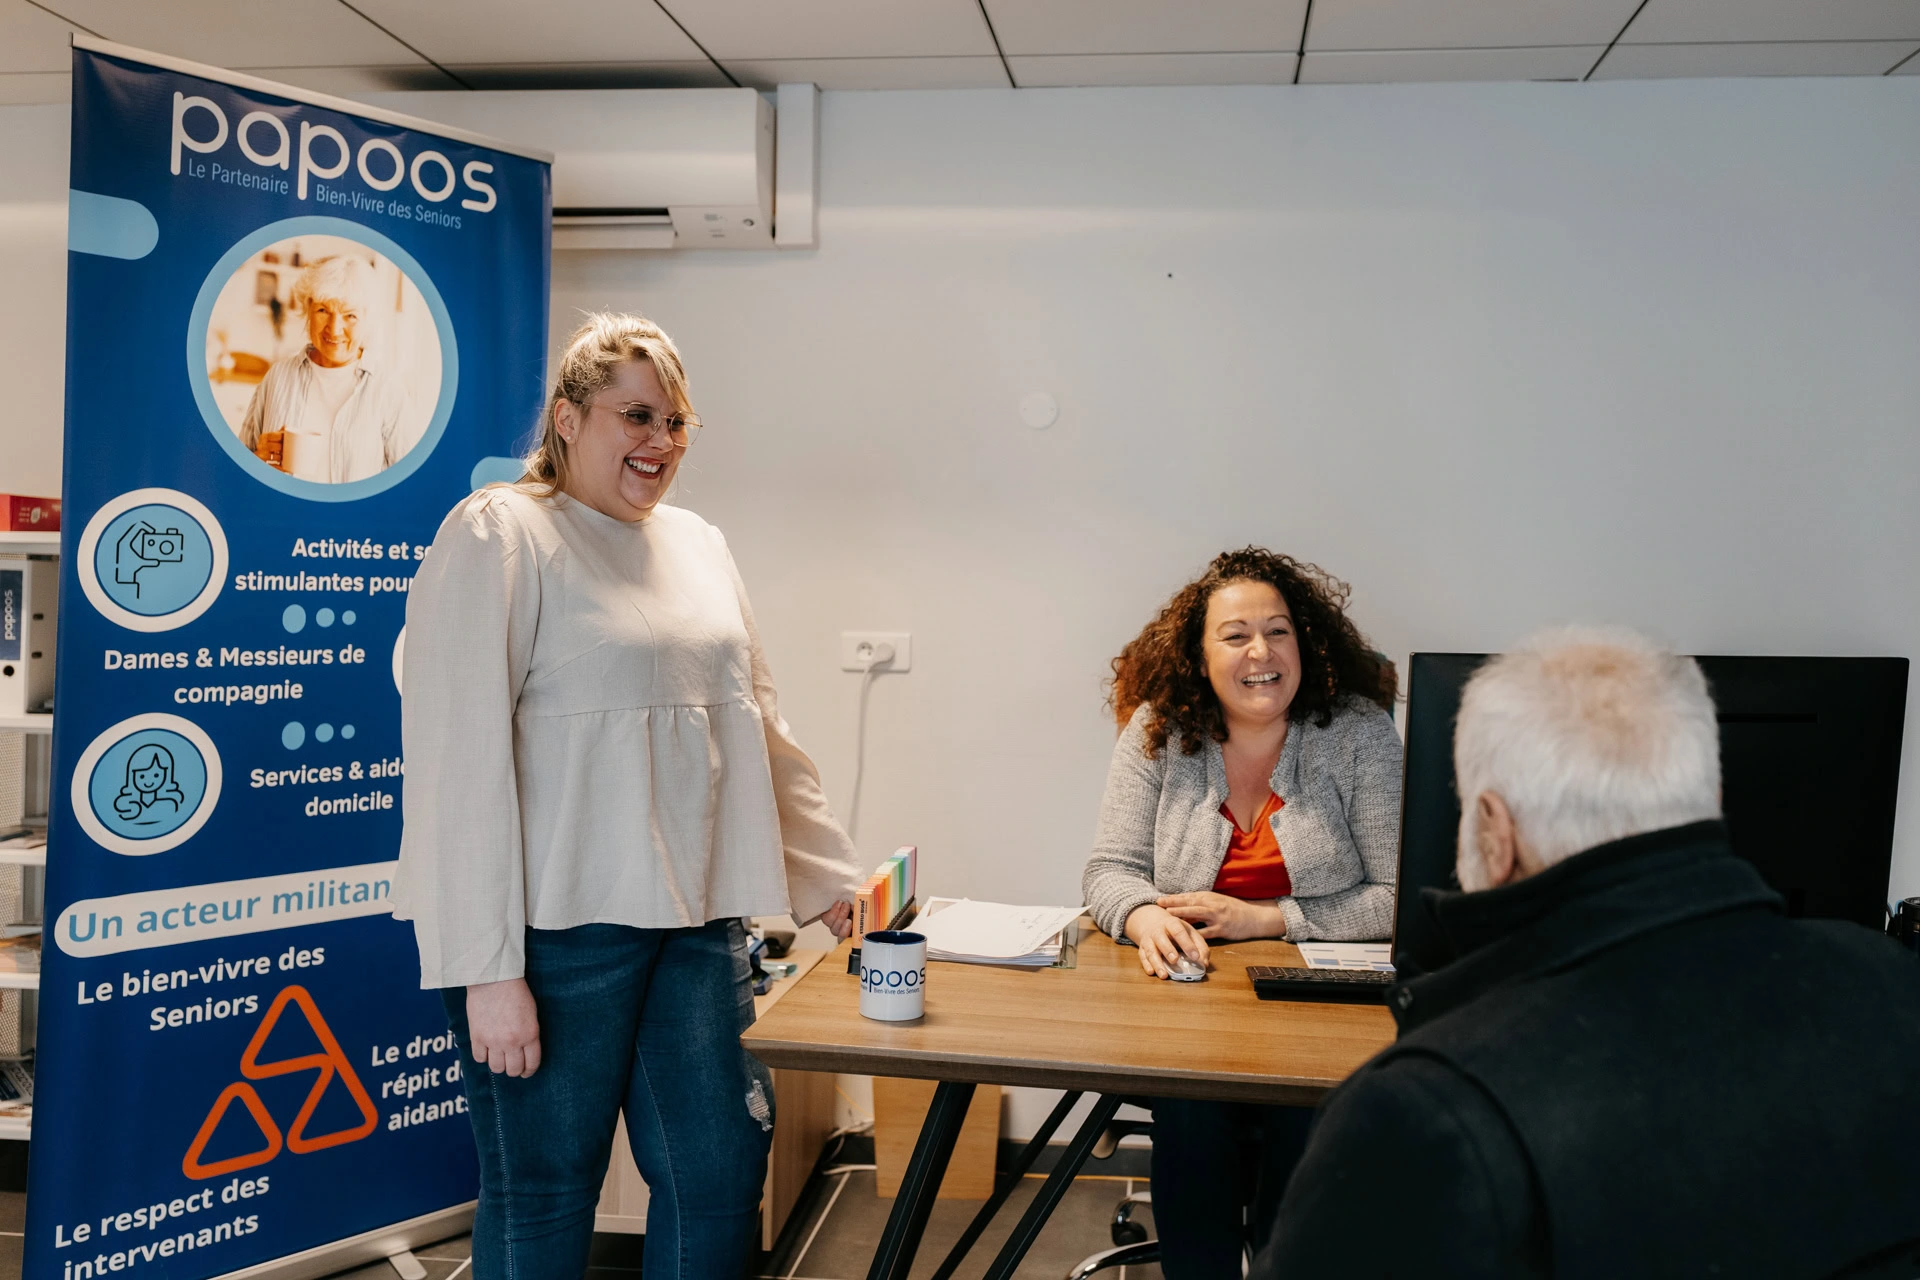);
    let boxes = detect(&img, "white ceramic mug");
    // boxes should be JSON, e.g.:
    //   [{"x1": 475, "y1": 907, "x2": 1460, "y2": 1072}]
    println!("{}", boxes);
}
[
  {"x1": 281, "y1": 429, "x2": 328, "y2": 481},
  {"x1": 859, "y1": 930, "x2": 927, "y2": 1022}
]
